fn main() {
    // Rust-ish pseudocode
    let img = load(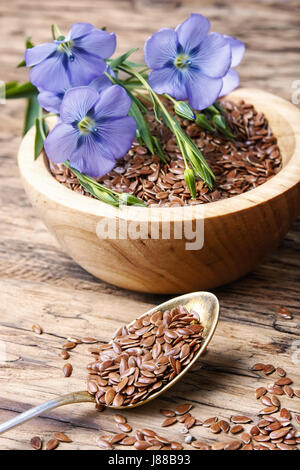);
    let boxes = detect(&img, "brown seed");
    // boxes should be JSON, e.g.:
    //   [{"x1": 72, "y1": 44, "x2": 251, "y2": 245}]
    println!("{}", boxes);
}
[
  {"x1": 120, "y1": 436, "x2": 136, "y2": 446},
  {"x1": 231, "y1": 425, "x2": 244, "y2": 434},
  {"x1": 192, "y1": 441, "x2": 211, "y2": 450},
  {"x1": 271, "y1": 396, "x2": 281, "y2": 407},
  {"x1": 276, "y1": 367, "x2": 286, "y2": 377},
  {"x1": 45, "y1": 439, "x2": 59, "y2": 451},
  {"x1": 174, "y1": 403, "x2": 193, "y2": 415},
  {"x1": 118, "y1": 423, "x2": 132, "y2": 433},
  {"x1": 63, "y1": 363, "x2": 73, "y2": 377},
  {"x1": 62, "y1": 341, "x2": 77, "y2": 350},
  {"x1": 270, "y1": 428, "x2": 291, "y2": 440},
  {"x1": 219, "y1": 420, "x2": 230, "y2": 433},
  {"x1": 134, "y1": 440, "x2": 150, "y2": 450},
  {"x1": 259, "y1": 406, "x2": 278, "y2": 415},
  {"x1": 171, "y1": 441, "x2": 183, "y2": 450},
  {"x1": 295, "y1": 415, "x2": 300, "y2": 425},
  {"x1": 264, "y1": 364, "x2": 275, "y2": 375},
  {"x1": 30, "y1": 436, "x2": 42, "y2": 450},
  {"x1": 277, "y1": 307, "x2": 293, "y2": 320},
  {"x1": 160, "y1": 409, "x2": 176, "y2": 417},
  {"x1": 32, "y1": 324, "x2": 43, "y2": 335},
  {"x1": 82, "y1": 337, "x2": 98, "y2": 344},
  {"x1": 280, "y1": 408, "x2": 291, "y2": 420},
  {"x1": 256, "y1": 387, "x2": 267, "y2": 399},
  {"x1": 276, "y1": 443, "x2": 296, "y2": 450},
  {"x1": 275, "y1": 377, "x2": 292, "y2": 386},
  {"x1": 224, "y1": 440, "x2": 242, "y2": 450},
  {"x1": 114, "y1": 414, "x2": 127, "y2": 424},
  {"x1": 162, "y1": 417, "x2": 177, "y2": 427},
  {"x1": 251, "y1": 363, "x2": 265, "y2": 371},
  {"x1": 110, "y1": 433, "x2": 127, "y2": 444},
  {"x1": 59, "y1": 350, "x2": 70, "y2": 360},
  {"x1": 241, "y1": 433, "x2": 251, "y2": 444},
  {"x1": 231, "y1": 416, "x2": 253, "y2": 424},
  {"x1": 212, "y1": 441, "x2": 227, "y2": 450},
  {"x1": 210, "y1": 422, "x2": 221, "y2": 434},
  {"x1": 203, "y1": 417, "x2": 218, "y2": 427},
  {"x1": 53, "y1": 432, "x2": 72, "y2": 443},
  {"x1": 96, "y1": 437, "x2": 113, "y2": 449},
  {"x1": 283, "y1": 385, "x2": 294, "y2": 398}
]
